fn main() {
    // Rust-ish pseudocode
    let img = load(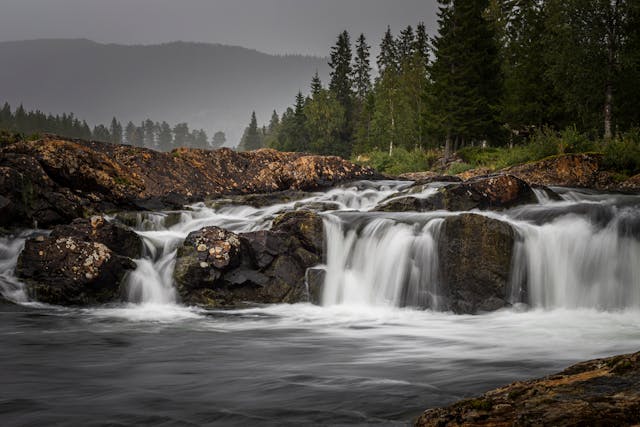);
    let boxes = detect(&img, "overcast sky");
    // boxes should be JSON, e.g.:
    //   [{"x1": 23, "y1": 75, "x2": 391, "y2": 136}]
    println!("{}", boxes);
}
[{"x1": 0, "y1": 0, "x2": 438, "y2": 56}]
